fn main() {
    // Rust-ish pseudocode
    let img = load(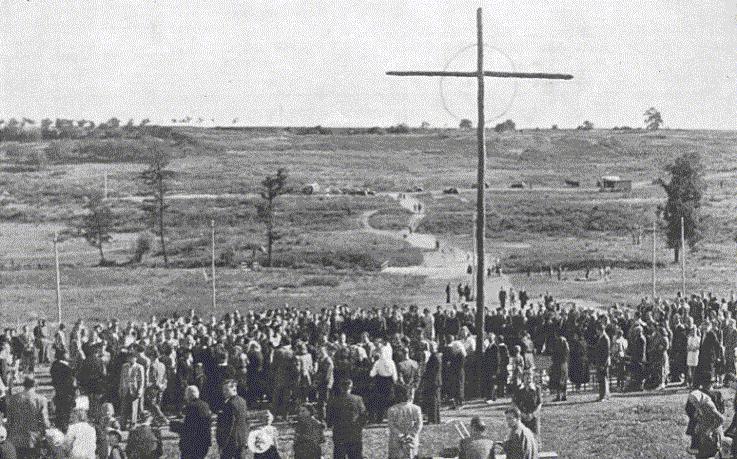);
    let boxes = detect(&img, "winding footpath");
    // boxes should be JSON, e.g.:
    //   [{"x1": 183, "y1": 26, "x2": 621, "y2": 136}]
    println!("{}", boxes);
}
[{"x1": 362, "y1": 193, "x2": 513, "y2": 302}]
